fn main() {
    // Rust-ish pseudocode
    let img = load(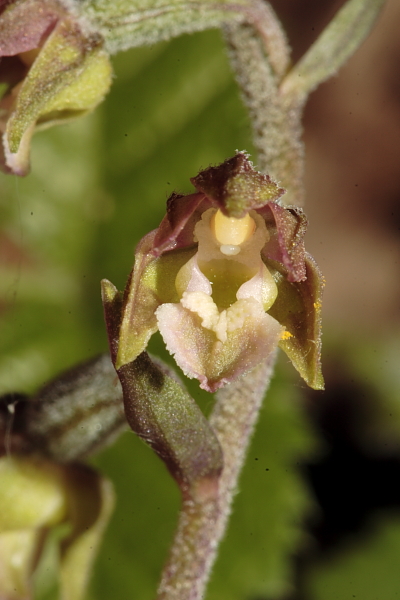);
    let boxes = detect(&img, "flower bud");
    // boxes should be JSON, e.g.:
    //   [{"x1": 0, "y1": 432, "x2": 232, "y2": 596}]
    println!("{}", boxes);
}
[
  {"x1": 0, "y1": 456, "x2": 113, "y2": 600},
  {"x1": 0, "y1": 0, "x2": 112, "y2": 175}
]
